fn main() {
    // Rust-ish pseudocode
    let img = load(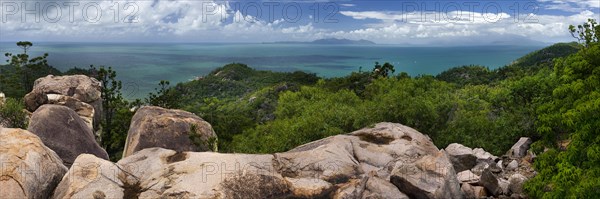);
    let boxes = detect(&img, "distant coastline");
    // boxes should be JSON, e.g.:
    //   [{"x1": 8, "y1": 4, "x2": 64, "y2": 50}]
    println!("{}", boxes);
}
[{"x1": 264, "y1": 38, "x2": 376, "y2": 45}]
